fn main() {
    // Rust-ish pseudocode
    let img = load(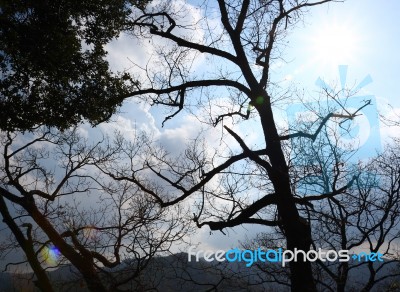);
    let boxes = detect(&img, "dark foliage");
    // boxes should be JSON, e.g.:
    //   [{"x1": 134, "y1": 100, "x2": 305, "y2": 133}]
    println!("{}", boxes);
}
[{"x1": 0, "y1": 0, "x2": 148, "y2": 130}]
